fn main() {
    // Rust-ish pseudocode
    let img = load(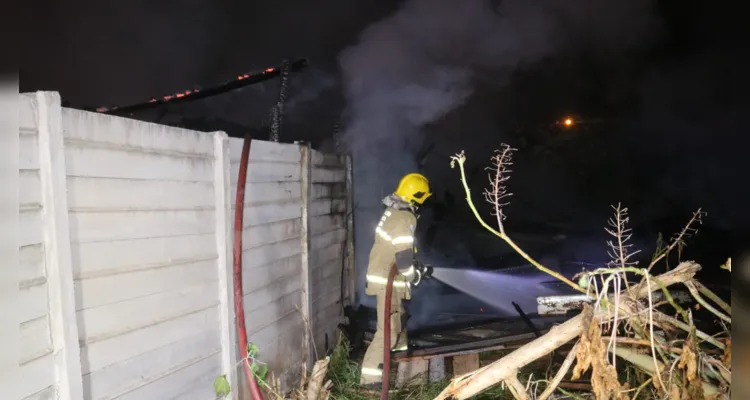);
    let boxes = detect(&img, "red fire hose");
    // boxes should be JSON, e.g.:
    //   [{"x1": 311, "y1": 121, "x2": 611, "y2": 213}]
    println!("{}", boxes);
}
[
  {"x1": 234, "y1": 135, "x2": 265, "y2": 400},
  {"x1": 380, "y1": 263, "x2": 399, "y2": 400}
]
